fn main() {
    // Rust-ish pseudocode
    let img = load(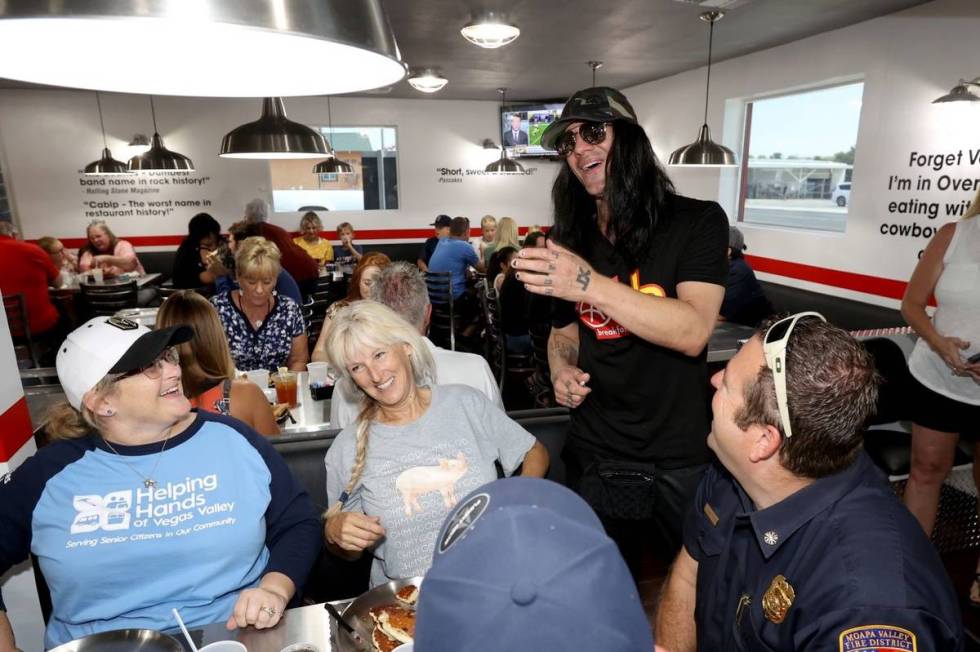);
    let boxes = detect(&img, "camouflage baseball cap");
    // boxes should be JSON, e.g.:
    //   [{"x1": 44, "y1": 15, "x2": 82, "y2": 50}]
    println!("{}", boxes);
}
[{"x1": 540, "y1": 86, "x2": 638, "y2": 151}]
